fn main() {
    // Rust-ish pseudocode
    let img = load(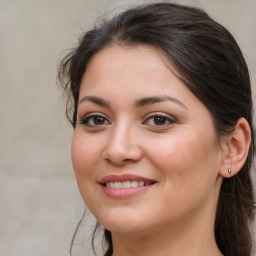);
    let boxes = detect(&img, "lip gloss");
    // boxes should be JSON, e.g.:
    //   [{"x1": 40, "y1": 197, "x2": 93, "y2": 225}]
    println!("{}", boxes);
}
[
  {"x1": 102, "y1": 184, "x2": 153, "y2": 199},
  {"x1": 99, "y1": 174, "x2": 156, "y2": 199}
]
